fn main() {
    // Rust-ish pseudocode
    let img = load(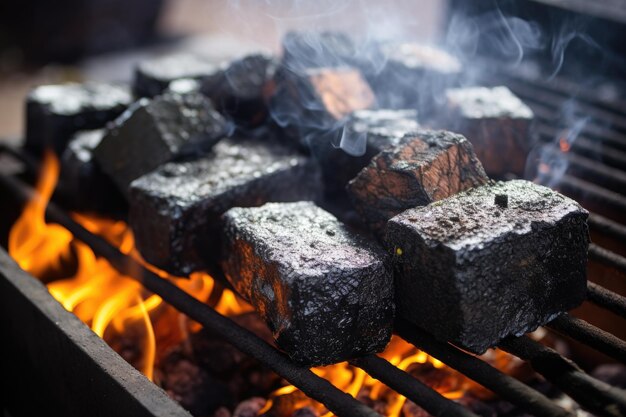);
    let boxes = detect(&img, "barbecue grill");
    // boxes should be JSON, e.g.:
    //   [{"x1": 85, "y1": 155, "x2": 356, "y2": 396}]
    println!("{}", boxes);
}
[{"x1": 1, "y1": 1, "x2": 626, "y2": 417}]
